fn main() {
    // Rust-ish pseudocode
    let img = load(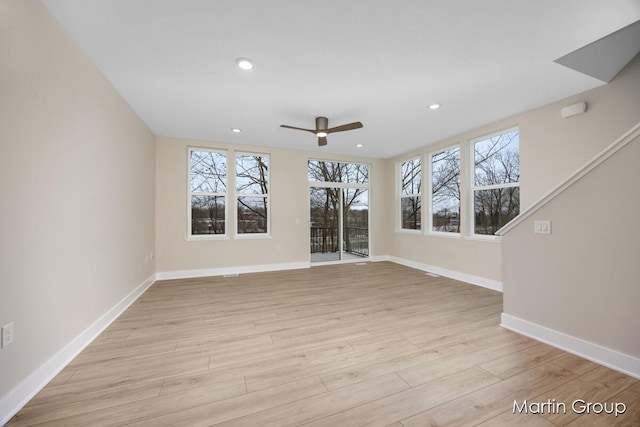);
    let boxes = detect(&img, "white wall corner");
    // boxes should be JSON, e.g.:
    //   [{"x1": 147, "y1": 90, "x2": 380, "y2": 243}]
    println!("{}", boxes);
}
[
  {"x1": 385, "y1": 255, "x2": 503, "y2": 292},
  {"x1": 0, "y1": 274, "x2": 156, "y2": 426},
  {"x1": 501, "y1": 313, "x2": 640, "y2": 380}
]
